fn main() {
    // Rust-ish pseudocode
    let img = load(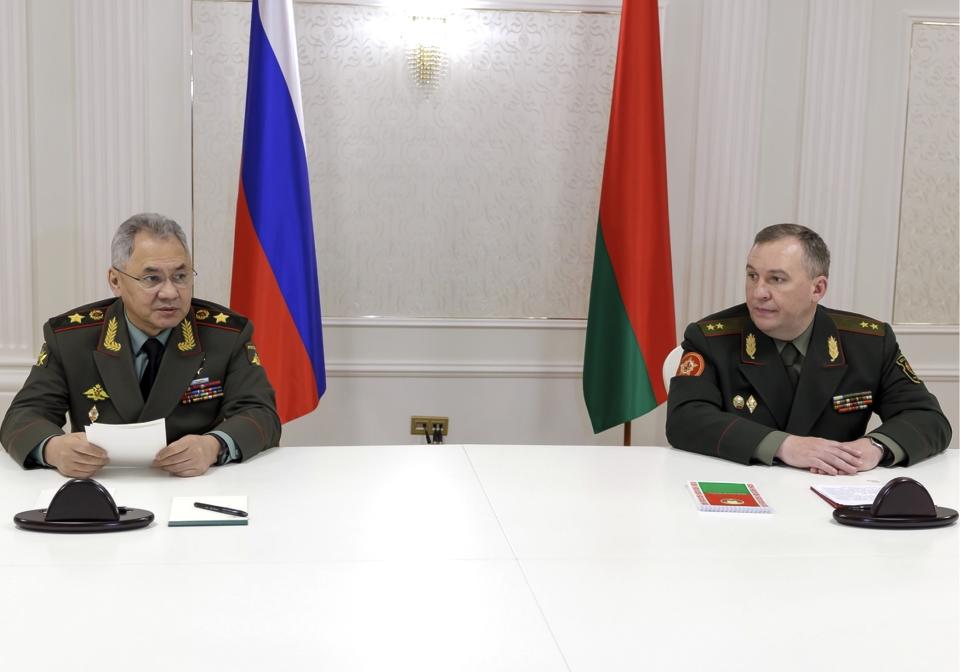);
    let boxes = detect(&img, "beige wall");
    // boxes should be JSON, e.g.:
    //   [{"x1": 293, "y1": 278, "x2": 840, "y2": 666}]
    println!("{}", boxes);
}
[{"x1": 1, "y1": 0, "x2": 957, "y2": 449}]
